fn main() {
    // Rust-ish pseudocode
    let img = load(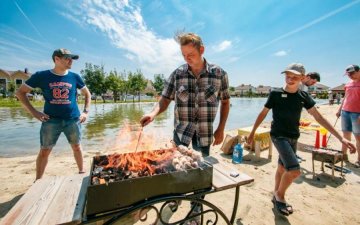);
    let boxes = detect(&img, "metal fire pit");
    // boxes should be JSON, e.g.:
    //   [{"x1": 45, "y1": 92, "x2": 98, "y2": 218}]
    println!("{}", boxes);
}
[{"x1": 85, "y1": 149, "x2": 213, "y2": 217}]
